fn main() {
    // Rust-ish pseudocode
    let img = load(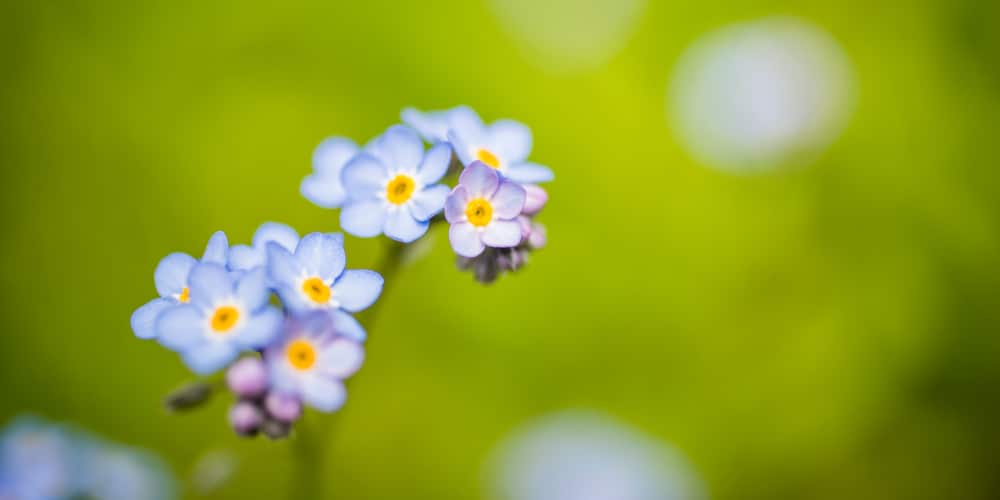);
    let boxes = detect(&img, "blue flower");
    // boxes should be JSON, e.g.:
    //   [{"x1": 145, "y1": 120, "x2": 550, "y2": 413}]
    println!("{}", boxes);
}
[
  {"x1": 130, "y1": 231, "x2": 229, "y2": 340},
  {"x1": 339, "y1": 125, "x2": 451, "y2": 243},
  {"x1": 228, "y1": 222, "x2": 303, "y2": 273},
  {"x1": 406, "y1": 106, "x2": 554, "y2": 184},
  {"x1": 445, "y1": 162, "x2": 526, "y2": 258},
  {"x1": 266, "y1": 233, "x2": 381, "y2": 341},
  {"x1": 0, "y1": 417, "x2": 83, "y2": 500},
  {"x1": 264, "y1": 312, "x2": 365, "y2": 412},
  {"x1": 155, "y1": 264, "x2": 283, "y2": 375},
  {"x1": 301, "y1": 137, "x2": 361, "y2": 209}
]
